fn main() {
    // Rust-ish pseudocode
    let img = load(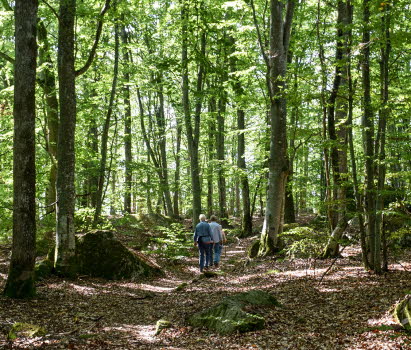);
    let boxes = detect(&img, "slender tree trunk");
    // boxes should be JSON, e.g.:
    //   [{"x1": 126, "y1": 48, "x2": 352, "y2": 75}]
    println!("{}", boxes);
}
[
  {"x1": 181, "y1": 3, "x2": 205, "y2": 226},
  {"x1": 377, "y1": 2, "x2": 390, "y2": 272},
  {"x1": 207, "y1": 97, "x2": 216, "y2": 217},
  {"x1": 173, "y1": 118, "x2": 182, "y2": 217},
  {"x1": 37, "y1": 21, "x2": 59, "y2": 217},
  {"x1": 55, "y1": 0, "x2": 77, "y2": 276},
  {"x1": 361, "y1": 0, "x2": 378, "y2": 272},
  {"x1": 121, "y1": 25, "x2": 132, "y2": 214},
  {"x1": 93, "y1": 22, "x2": 119, "y2": 225},
  {"x1": 4, "y1": 0, "x2": 38, "y2": 298},
  {"x1": 321, "y1": 0, "x2": 351, "y2": 258}
]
